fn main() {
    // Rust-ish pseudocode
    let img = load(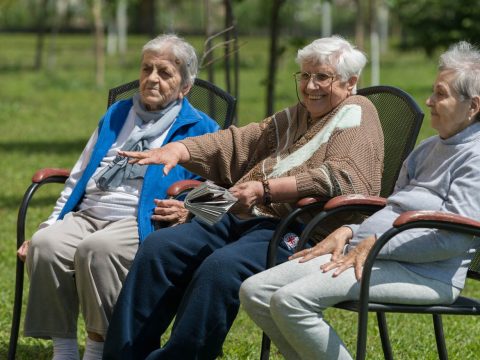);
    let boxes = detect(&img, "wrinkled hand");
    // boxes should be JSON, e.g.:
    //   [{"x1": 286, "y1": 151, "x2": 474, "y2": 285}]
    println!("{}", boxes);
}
[
  {"x1": 320, "y1": 235, "x2": 376, "y2": 281},
  {"x1": 228, "y1": 181, "x2": 264, "y2": 213},
  {"x1": 289, "y1": 226, "x2": 353, "y2": 263},
  {"x1": 152, "y1": 199, "x2": 189, "y2": 226},
  {"x1": 17, "y1": 240, "x2": 31, "y2": 262},
  {"x1": 119, "y1": 142, "x2": 189, "y2": 176}
]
